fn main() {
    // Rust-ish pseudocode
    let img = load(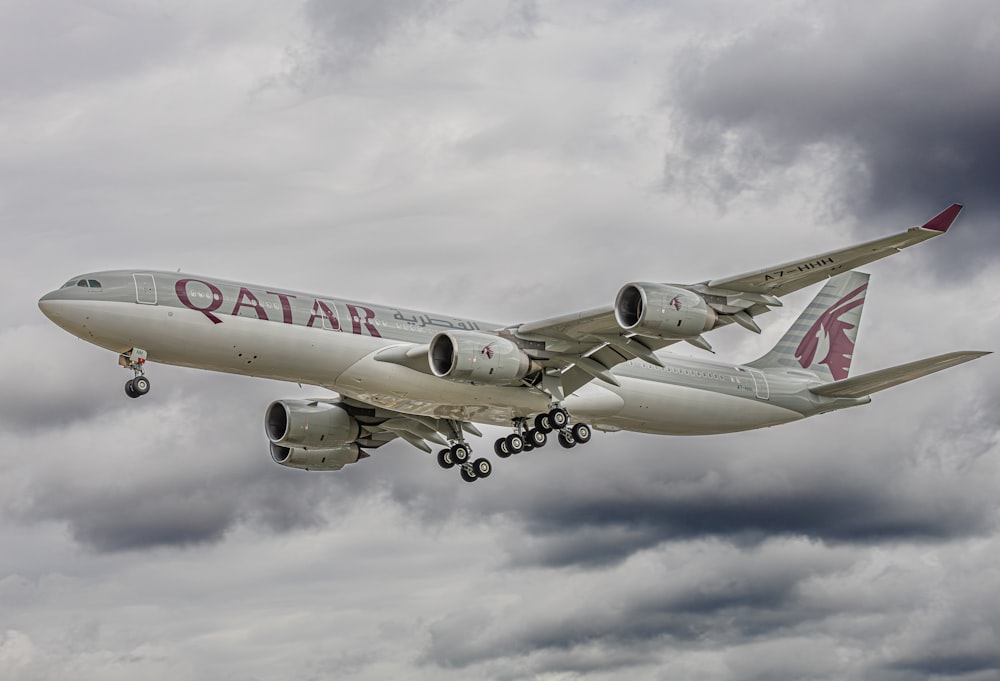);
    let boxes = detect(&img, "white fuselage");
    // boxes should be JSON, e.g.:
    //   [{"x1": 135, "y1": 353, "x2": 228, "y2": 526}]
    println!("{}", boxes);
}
[{"x1": 39, "y1": 270, "x2": 849, "y2": 436}]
